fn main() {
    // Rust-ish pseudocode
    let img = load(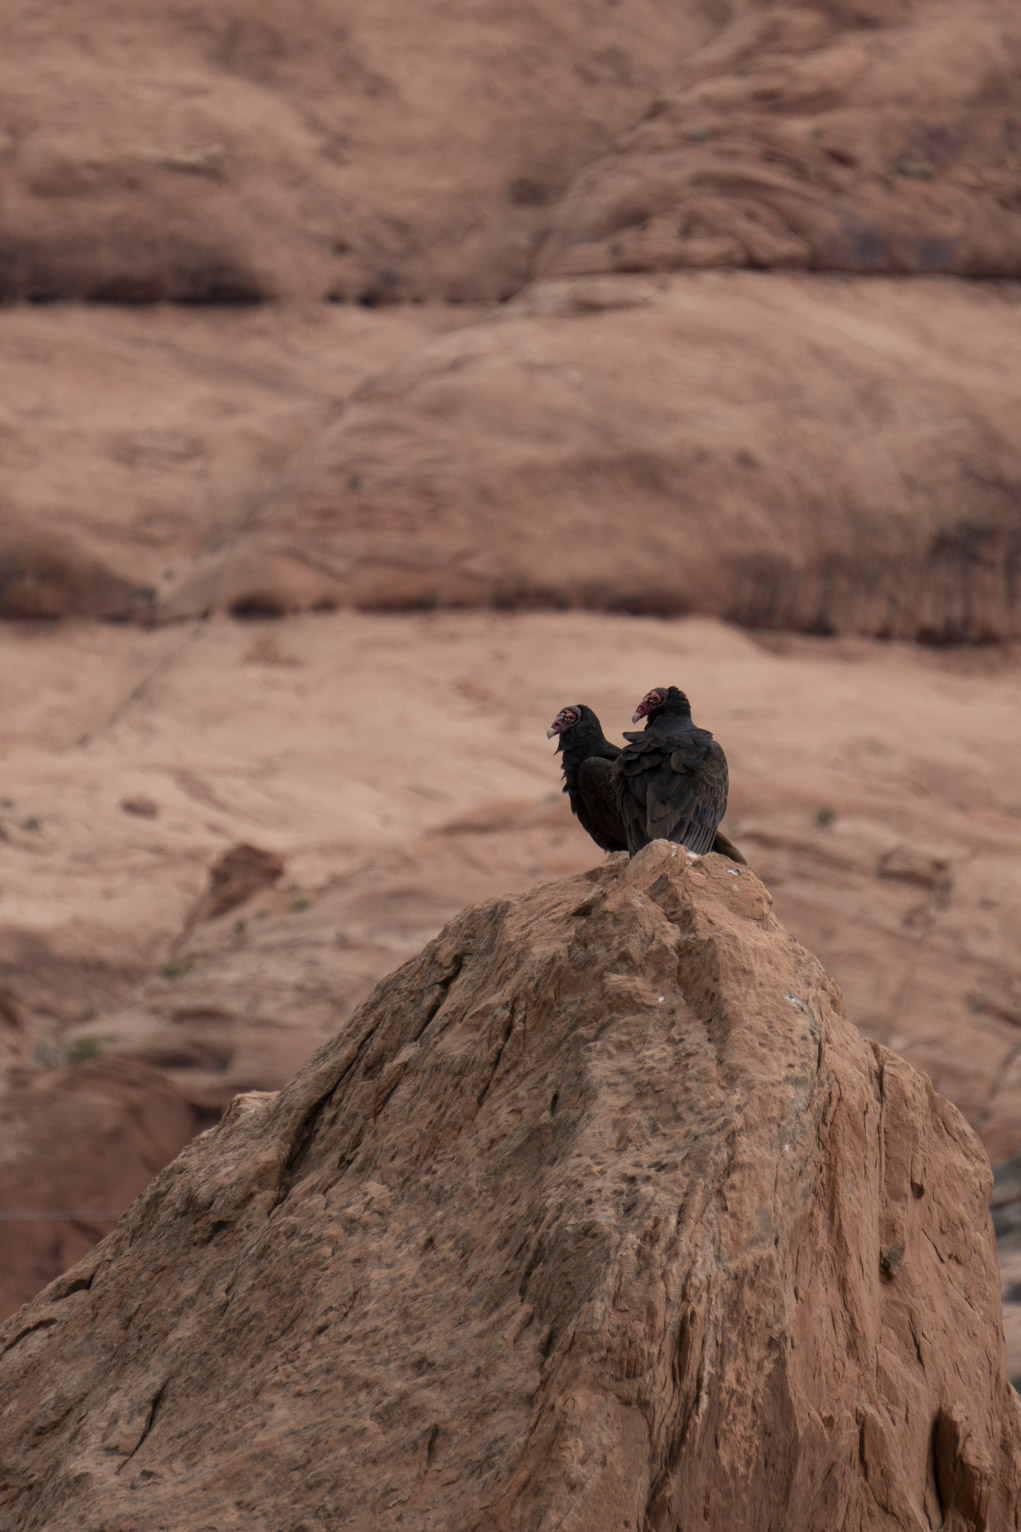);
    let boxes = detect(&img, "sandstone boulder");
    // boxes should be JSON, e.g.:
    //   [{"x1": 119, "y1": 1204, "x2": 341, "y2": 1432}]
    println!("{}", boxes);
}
[
  {"x1": 1, "y1": 846, "x2": 1017, "y2": 1530},
  {"x1": 181, "y1": 842, "x2": 286, "y2": 930}
]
